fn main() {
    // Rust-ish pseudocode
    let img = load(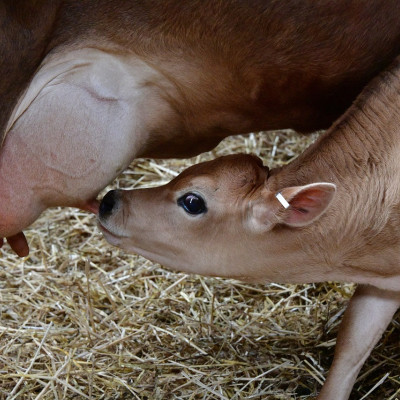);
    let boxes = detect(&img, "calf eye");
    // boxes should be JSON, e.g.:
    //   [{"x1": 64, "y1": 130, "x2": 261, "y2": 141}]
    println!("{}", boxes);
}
[{"x1": 178, "y1": 193, "x2": 207, "y2": 215}]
